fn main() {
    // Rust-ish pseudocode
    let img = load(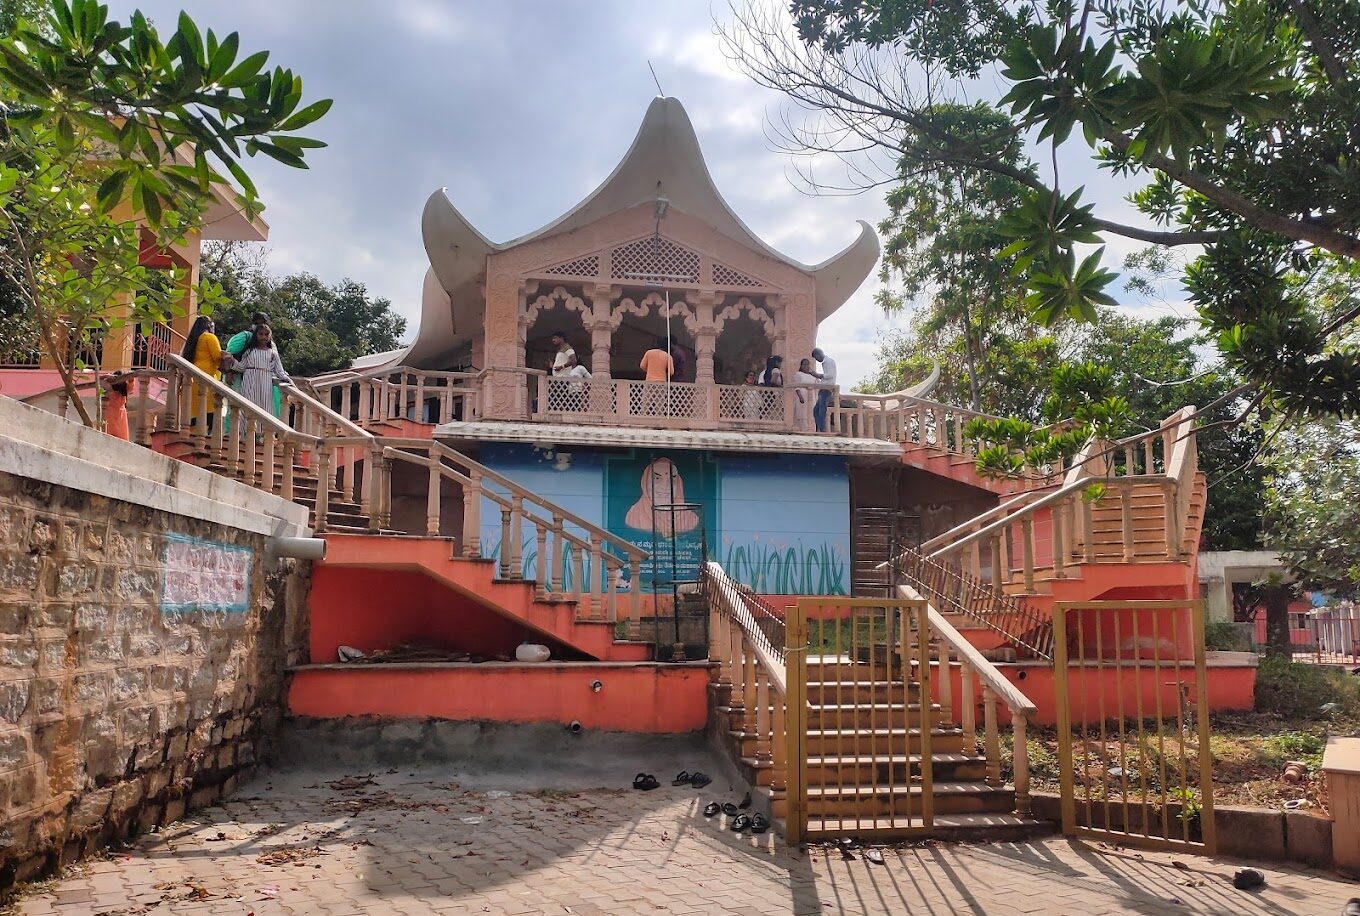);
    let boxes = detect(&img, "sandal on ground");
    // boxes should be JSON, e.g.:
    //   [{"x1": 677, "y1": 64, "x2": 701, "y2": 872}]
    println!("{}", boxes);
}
[
  {"x1": 738, "y1": 791, "x2": 752, "y2": 809},
  {"x1": 671, "y1": 771, "x2": 692, "y2": 786},
  {"x1": 688, "y1": 772, "x2": 712, "y2": 788},
  {"x1": 839, "y1": 837, "x2": 862, "y2": 851},
  {"x1": 703, "y1": 802, "x2": 721, "y2": 817},
  {"x1": 730, "y1": 814, "x2": 752, "y2": 832},
  {"x1": 632, "y1": 773, "x2": 659, "y2": 791},
  {"x1": 749, "y1": 814, "x2": 769, "y2": 834},
  {"x1": 865, "y1": 848, "x2": 884, "y2": 865},
  {"x1": 721, "y1": 802, "x2": 740, "y2": 817}
]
